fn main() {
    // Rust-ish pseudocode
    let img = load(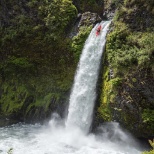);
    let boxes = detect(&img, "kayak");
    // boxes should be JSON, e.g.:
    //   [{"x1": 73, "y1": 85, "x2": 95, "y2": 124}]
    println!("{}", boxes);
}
[
  {"x1": 96, "y1": 31, "x2": 100, "y2": 36},
  {"x1": 96, "y1": 25, "x2": 102, "y2": 36}
]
